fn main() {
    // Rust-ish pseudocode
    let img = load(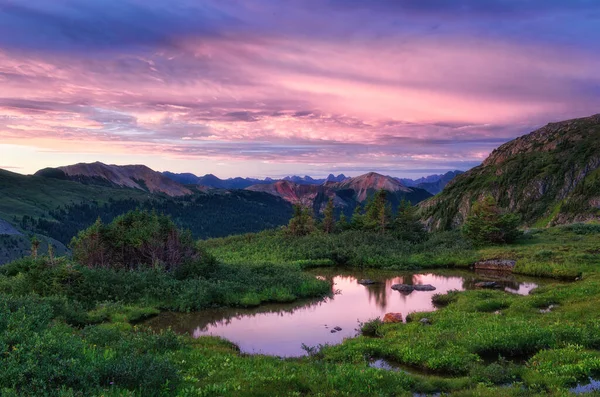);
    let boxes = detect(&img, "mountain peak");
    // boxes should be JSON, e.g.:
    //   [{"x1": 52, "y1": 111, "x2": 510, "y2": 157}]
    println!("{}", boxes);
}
[{"x1": 35, "y1": 162, "x2": 191, "y2": 197}]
